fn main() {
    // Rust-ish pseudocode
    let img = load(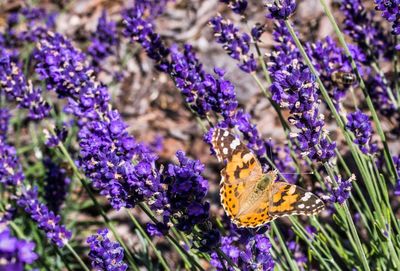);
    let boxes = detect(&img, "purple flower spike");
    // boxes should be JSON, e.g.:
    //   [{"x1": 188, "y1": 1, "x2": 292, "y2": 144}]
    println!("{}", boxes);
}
[
  {"x1": 0, "y1": 48, "x2": 50, "y2": 120},
  {"x1": 341, "y1": 0, "x2": 395, "y2": 61},
  {"x1": 211, "y1": 233, "x2": 274, "y2": 271},
  {"x1": 220, "y1": 0, "x2": 248, "y2": 14},
  {"x1": 17, "y1": 186, "x2": 72, "y2": 247},
  {"x1": 87, "y1": 228, "x2": 128, "y2": 271},
  {"x1": 325, "y1": 175, "x2": 355, "y2": 204},
  {"x1": 209, "y1": 15, "x2": 257, "y2": 73},
  {"x1": 375, "y1": 0, "x2": 400, "y2": 35},
  {"x1": 0, "y1": 227, "x2": 38, "y2": 267},
  {"x1": 346, "y1": 110, "x2": 375, "y2": 154},
  {"x1": 265, "y1": 0, "x2": 296, "y2": 20},
  {"x1": 88, "y1": 10, "x2": 118, "y2": 69}
]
